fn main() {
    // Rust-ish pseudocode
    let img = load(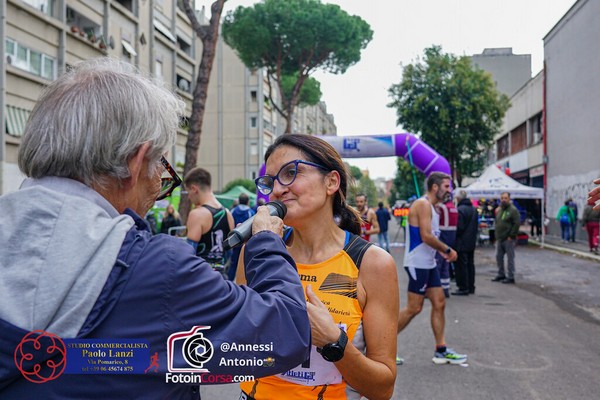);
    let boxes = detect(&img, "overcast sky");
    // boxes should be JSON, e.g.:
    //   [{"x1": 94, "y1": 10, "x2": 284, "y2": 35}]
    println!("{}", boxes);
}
[{"x1": 222, "y1": 0, "x2": 577, "y2": 179}]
